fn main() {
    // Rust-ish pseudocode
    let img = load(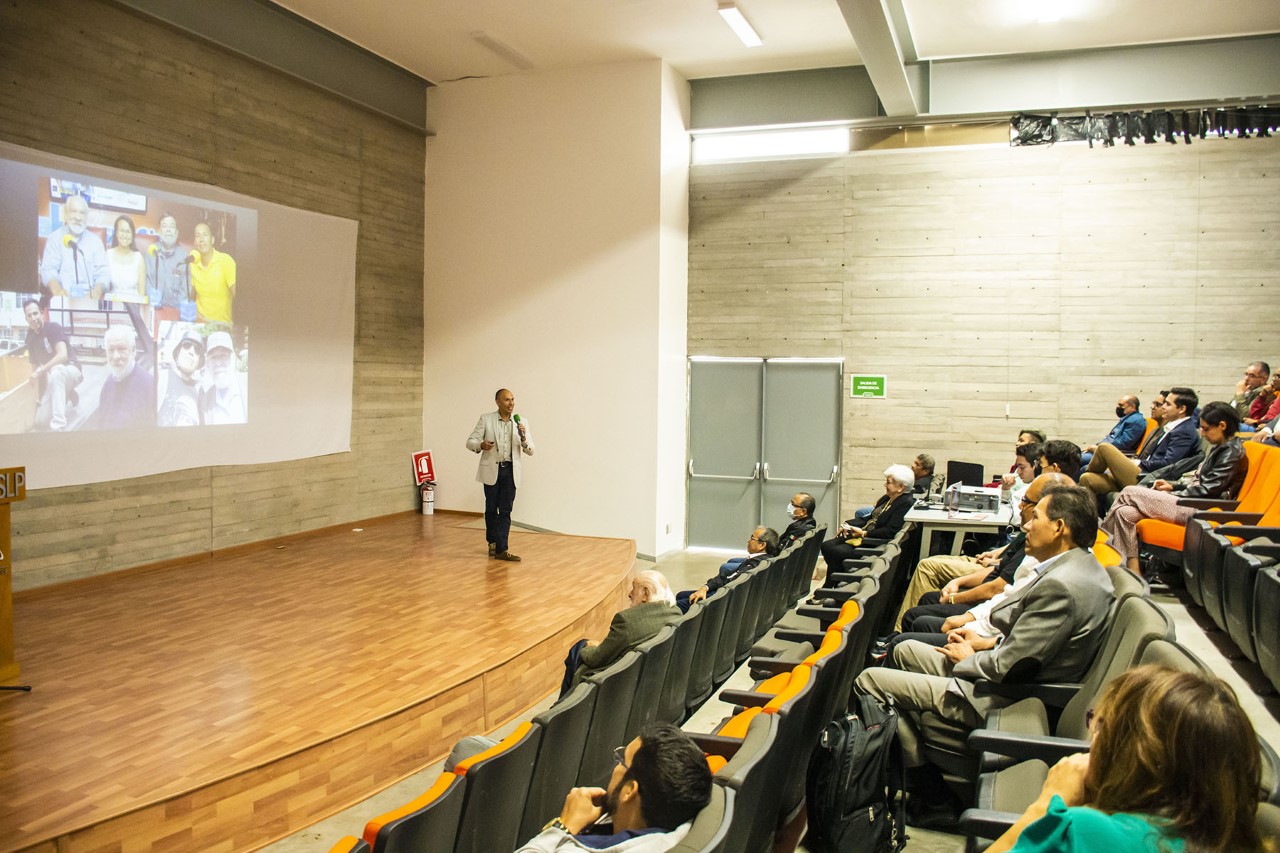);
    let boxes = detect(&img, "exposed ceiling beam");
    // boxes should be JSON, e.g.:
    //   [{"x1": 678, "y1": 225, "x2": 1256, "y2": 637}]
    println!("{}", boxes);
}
[{"x1": 835, "y1": 0, "x2": 921, "y2": 116}]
